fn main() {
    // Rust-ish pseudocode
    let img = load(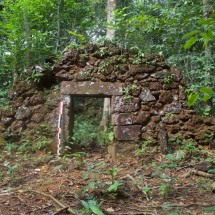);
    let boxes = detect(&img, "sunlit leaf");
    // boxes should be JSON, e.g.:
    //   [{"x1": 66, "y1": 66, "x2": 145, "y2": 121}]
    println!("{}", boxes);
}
[
  {"x1": 187, "y1": 92, "x2": 199, "y2": 107},
  {"x1": 90, "y1": 205, "x2": 104, "y2": 215},
  {"x1": 200, "y1": 87, "x2": 215, "y2": 95},
  {"x1": 183, "y1": 30, "x2": 200, "y2": 38},
  {"x1": 184, "y1": 37, "x2": 198, "y2": 49},
  {"x1": 204, "y1": 206, "x2": 215, "y2": 211}
]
